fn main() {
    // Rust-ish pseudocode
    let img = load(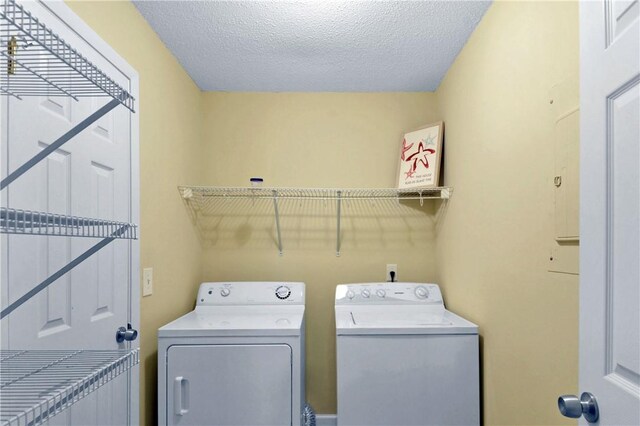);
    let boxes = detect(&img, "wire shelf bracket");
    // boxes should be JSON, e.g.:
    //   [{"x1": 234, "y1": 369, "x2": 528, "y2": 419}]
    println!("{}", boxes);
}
[
  {"x1": 179, "y1": 185, "x2": 452, "y2": 256},
  {"x1": 271, "y1": 190, "x2": 283, "y2": 256},
  {"x1": 0, "y1": 349, "x2": 139, "y2": 426},
  {"x1": 336, "y1": 190, "x2": 342, "y2": 256},
  {"x1": 0, "y1": 224, "x2": 133, "y2": 320}
]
